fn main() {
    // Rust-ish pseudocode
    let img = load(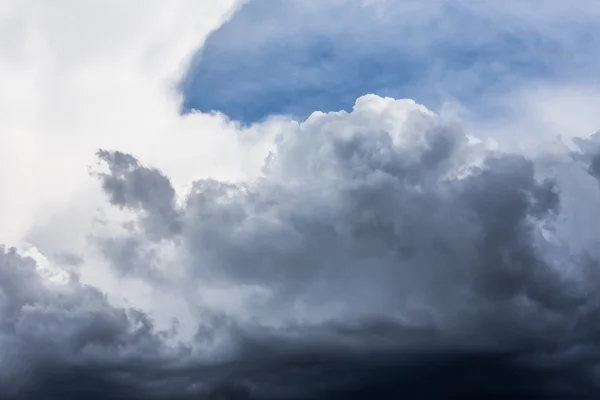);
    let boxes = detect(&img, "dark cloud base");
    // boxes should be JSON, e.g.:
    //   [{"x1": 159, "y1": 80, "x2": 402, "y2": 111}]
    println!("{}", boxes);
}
[{"x1": 3, "y1": 347, "x2": 598, "y2": 399}]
